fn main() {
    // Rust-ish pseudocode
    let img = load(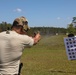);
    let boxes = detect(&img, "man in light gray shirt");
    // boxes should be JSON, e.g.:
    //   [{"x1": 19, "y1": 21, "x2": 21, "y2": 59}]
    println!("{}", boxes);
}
[{"x1": 0, "y1": 16, "x2": 41, "y2": 75}]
